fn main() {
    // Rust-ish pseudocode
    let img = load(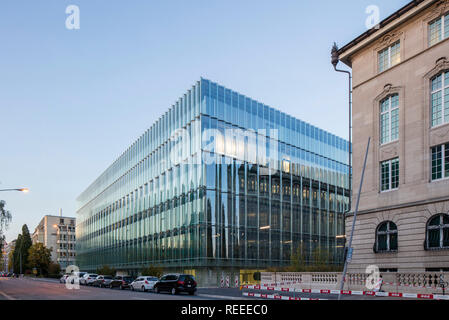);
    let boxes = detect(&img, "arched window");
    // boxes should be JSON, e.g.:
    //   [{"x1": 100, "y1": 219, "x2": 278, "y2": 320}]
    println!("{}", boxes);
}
[
  {"x1": 426, "y1": 214, "x2": 449, "y2": 250},
  {"x1": 375, "y1": 221, "x2": 398, "y2": 252}
]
